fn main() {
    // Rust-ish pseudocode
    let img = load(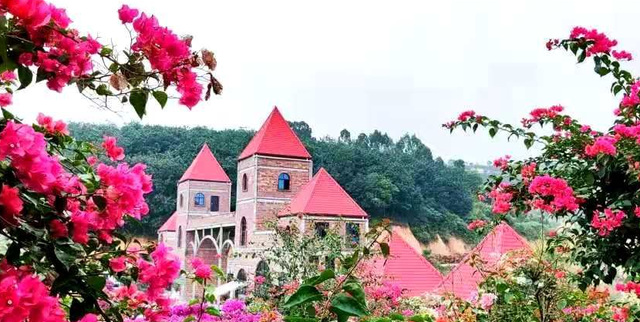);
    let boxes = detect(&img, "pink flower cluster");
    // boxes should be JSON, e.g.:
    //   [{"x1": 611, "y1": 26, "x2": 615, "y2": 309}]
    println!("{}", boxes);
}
[
  {"x1": 612, "y1": 50, "x2": 633, "y2": 61},
  {"x1": 620, "y1": 80, "x2": 640, "y2": 110},
  {"x1": 0, "y1": 260, "x2": 66, "y2": 322},
  {"x1": 0, "y1": 184, "x2": 23, "y2": 225},
  {"x1": 527, "y1": 175, "x2": 578, "y2": 213},
  {"x1": 616, "y1": 281, "x2": 640, "y2": 296},
  {"x1": 492, "y1": 155, "x2": 511, "y2": 171},
  {"x1": 591, "y1": 208, "x2": 626, "y2": 236},
  {"x1": 467, "y1": 219, "x2": 487, "y2": 231},
  {"x1": 102, "y1": 136, "x2": 125, "y2": 161},
  {"x1": 521, "y1": 105, "x2": 564, "y2": 128},
  {"x1": 190, "y1": 257, "x2": 212, "y2": 280},
  {"x1": 584, "y1": 136, "x2": 617, "y2": 157},
  {"x1": 520, "y1": 162, "x2": 536, "y2": 183},
  {"x1": 2, "y1": 0, "x2": 102, "y2": 92},
  {"x1": 121, "y1": 6, "x2": 203, "y2": 108},
  {"x1": 457, "y1": 110, "x2": 476, "y2": 122},
  {"x1": 137, "y1": 243, "x2": 181, "y2": 300},
  {"x1": 489, "y1": 183, "x2": 513, "y2": 214},
  {"x1": 569, "y1": 27, "x2": 619, "y2": 57},
  {"x1": 0, "y1": 121, "x2": 82, "y2": 195},
  {"x1": 612, "y1": 307, "x2": 629, "y2": 322},
  {"x1": 36, "y1": 113, "x2": 69, "y2": 135}
]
